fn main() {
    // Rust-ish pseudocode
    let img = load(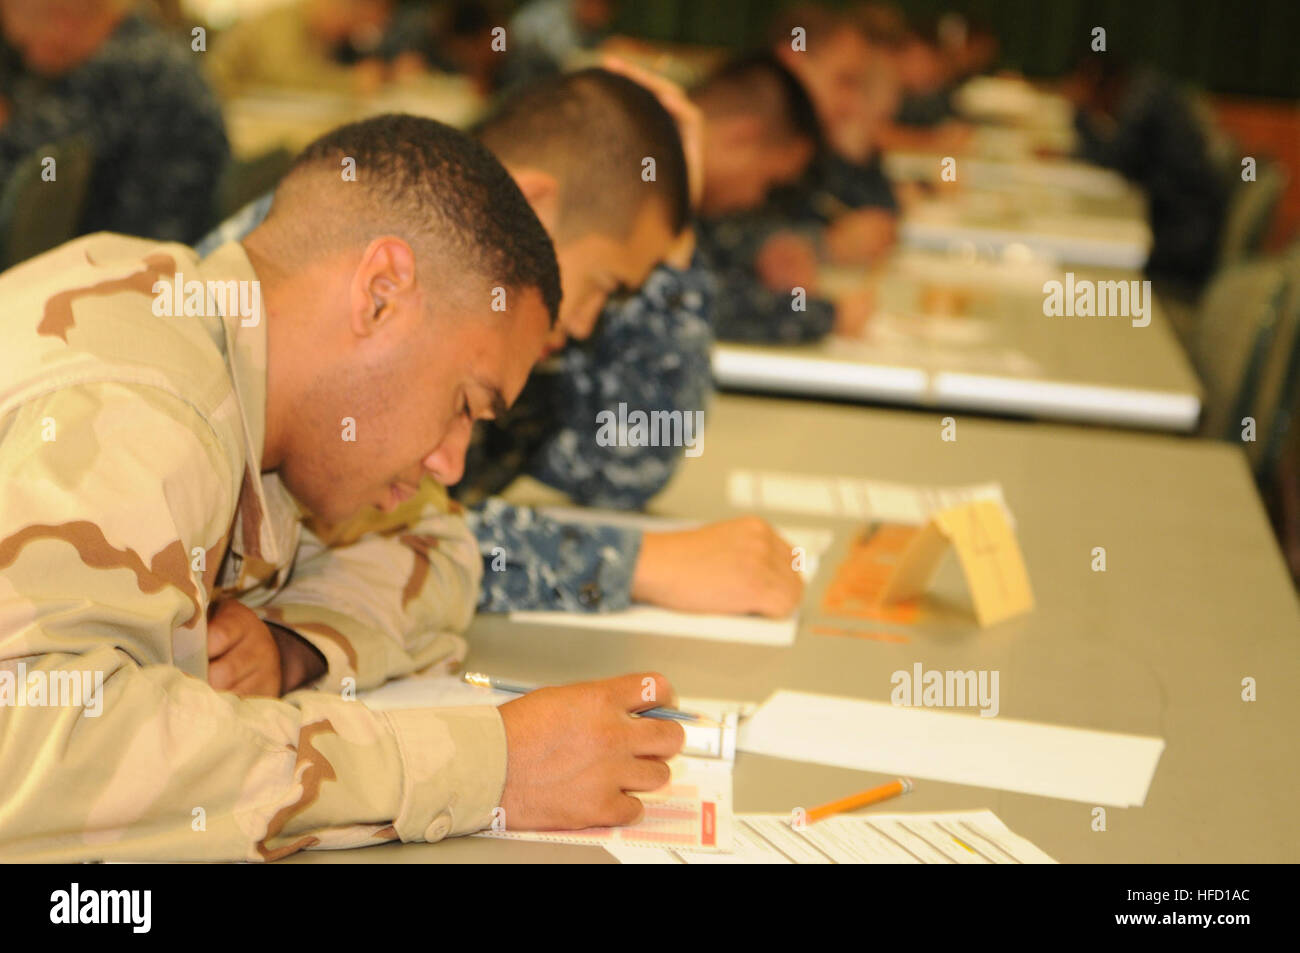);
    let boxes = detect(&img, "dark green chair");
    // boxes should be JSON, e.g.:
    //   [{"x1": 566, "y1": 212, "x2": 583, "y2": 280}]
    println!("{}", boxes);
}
[
  {"x1": 1191, "y1": 257, "x2": 1292, "y2": 444},
  {"x1": 1250, "y1": 243, "x2": 1300, "y2": 477},
  {"x1": 1216, "y1": 156, "x2": 1288, "y2": 271},
  {"x1": 0, "y1": 136, "x2": 94, "y2": 270},
  {"x1": 214, "y1": 147, "x2": 293, "y2": 224}
]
